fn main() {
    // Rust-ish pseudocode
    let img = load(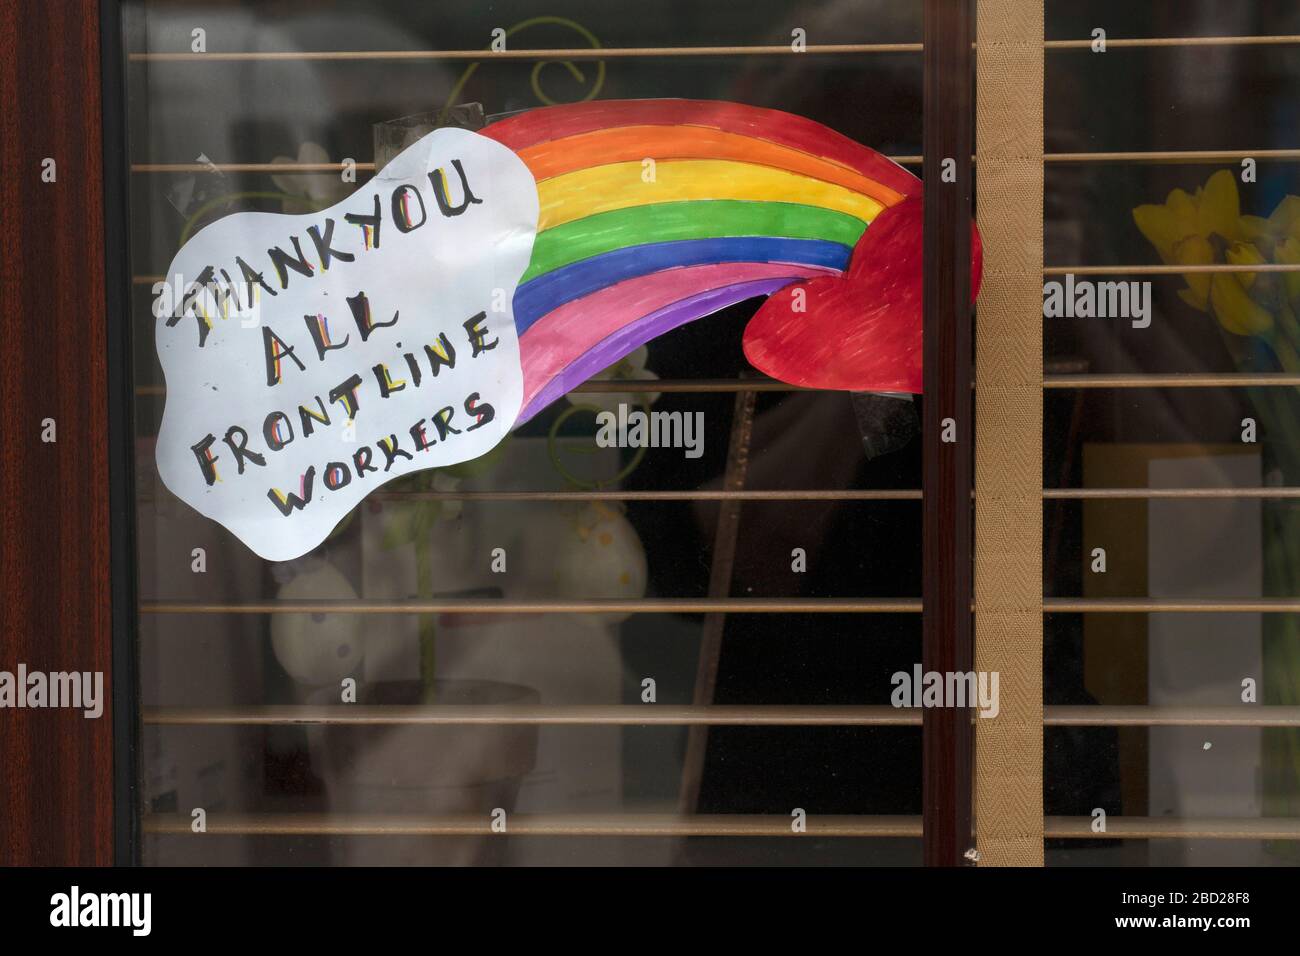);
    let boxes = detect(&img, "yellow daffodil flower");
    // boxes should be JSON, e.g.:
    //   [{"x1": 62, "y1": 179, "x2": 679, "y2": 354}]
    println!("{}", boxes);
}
[
  {"x1": 1276, "y1": 236, "x2": 1300, "y2": 305},
  {"x1": 1209, "y1": 271, "x2": 1274, "y2": 336},
  {"x1": 1133, "y1": 170, "x2": 1242, "y2": 311},
  {"x1": 1240, "y1": 195, "x2": 1300, "y2": 258},
  {"x1": 1209, "y1": 241, "x2": 1274, "y2": 336}
]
